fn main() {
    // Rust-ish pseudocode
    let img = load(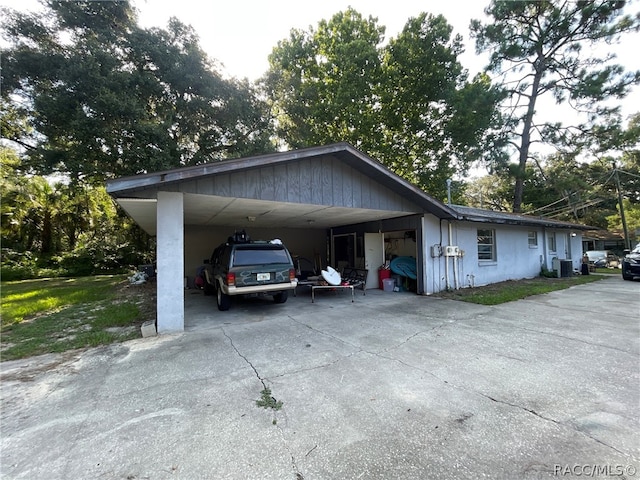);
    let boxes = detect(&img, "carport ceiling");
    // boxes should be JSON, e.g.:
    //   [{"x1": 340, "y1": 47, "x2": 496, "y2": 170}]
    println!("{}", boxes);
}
[{"x1": 117, "y1": 193, "x2": 413, "y2": 235}]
